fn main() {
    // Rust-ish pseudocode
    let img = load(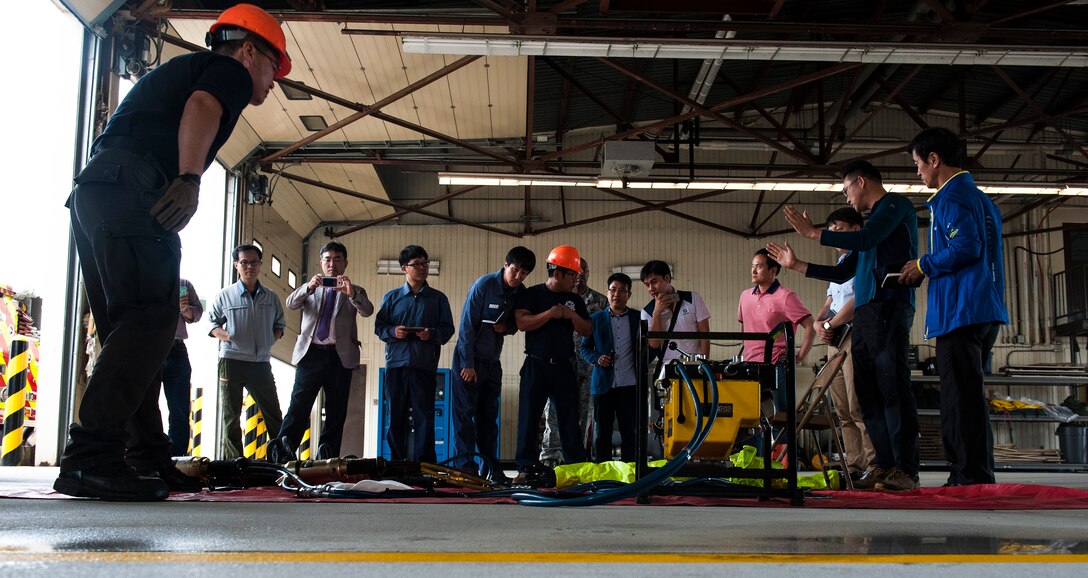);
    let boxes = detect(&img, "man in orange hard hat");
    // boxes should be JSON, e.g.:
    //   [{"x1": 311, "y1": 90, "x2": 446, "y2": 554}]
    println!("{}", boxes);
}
[
  {"x1": 56, "y1": 4, "x2": 291, "y2": 501},
  {"x1": 513, "y1": 246, "x2": 592, "y2": 474}
]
